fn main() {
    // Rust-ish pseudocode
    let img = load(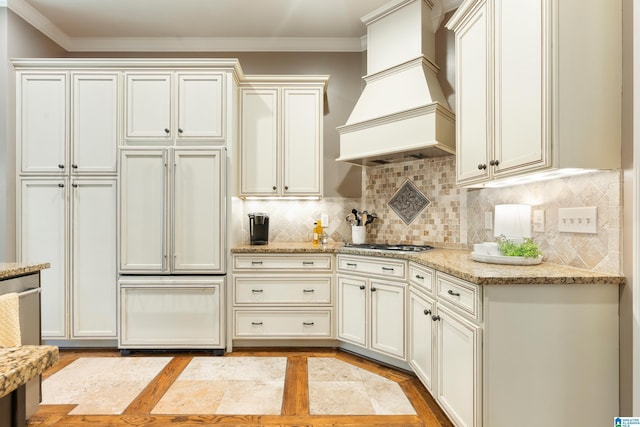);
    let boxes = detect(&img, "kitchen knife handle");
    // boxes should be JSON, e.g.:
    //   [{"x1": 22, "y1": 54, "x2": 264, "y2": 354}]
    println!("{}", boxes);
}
[{"x1": 447, "y1": 289, "x2": 461, "y2": 297}]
